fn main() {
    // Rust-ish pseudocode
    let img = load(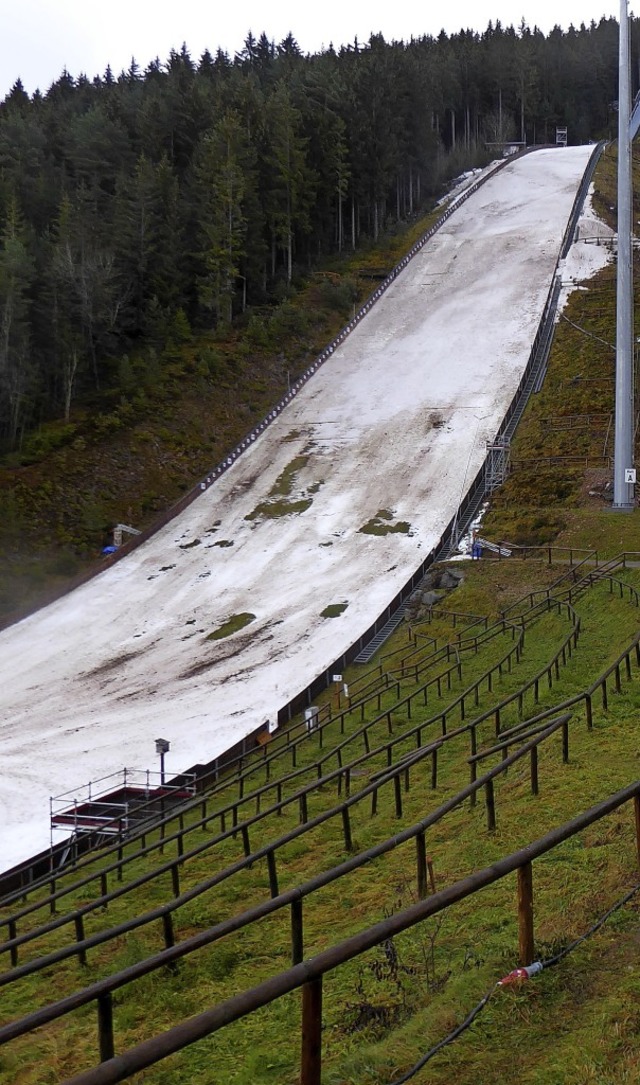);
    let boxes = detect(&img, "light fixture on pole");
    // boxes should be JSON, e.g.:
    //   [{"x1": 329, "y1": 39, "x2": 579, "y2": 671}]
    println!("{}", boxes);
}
[{"x1": 155, "y1": 738, "x2": 170, "y2": 785}]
